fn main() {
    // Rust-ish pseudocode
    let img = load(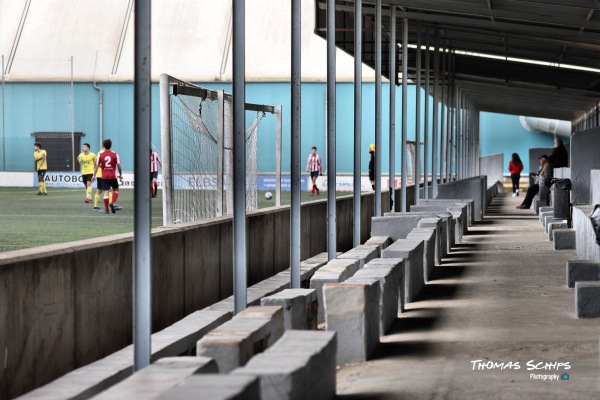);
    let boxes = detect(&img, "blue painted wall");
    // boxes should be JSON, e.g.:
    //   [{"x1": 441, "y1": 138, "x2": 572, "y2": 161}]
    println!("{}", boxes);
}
[
  {"x1": 1, "y1": 81, "x2": 557, "y2": 176},
  {"x1": 479, "y1": 112, "x2": 556, "y2": 174}
]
